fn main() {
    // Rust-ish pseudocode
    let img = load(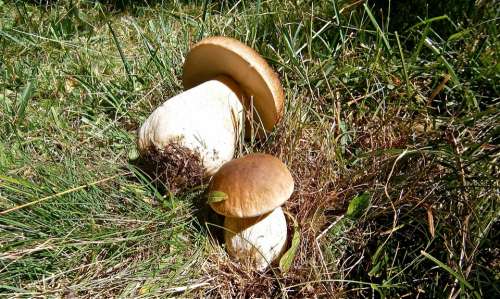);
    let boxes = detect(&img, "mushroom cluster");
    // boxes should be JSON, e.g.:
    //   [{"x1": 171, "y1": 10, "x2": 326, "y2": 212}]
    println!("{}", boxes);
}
[
  {"x1": 208, "y1": 154, "x2": 294, "y2": 270},
  {"x1": 137, "y1": 37, "x2": 293, "y2": 271}
]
